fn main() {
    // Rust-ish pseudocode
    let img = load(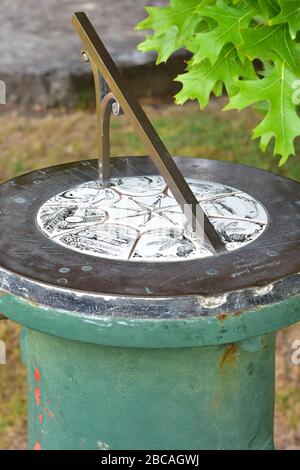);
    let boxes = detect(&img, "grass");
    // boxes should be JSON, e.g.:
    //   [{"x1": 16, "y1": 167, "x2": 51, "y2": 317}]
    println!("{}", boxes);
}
[
  {"x1": 0, "y1": 323, "x2": 27, "y2": 449},
  {"x1": 0, "y1": 99, "x2": 300, "y2": 182},
  {"x1": 0, "y1": 98, "x2": 299, "y2": 449}
]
